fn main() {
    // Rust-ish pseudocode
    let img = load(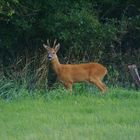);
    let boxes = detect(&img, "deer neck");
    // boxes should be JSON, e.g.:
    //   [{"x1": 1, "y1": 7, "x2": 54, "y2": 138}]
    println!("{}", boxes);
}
[{"x1": 51, "y1": 57, "x2": 61, "y2": 74}]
